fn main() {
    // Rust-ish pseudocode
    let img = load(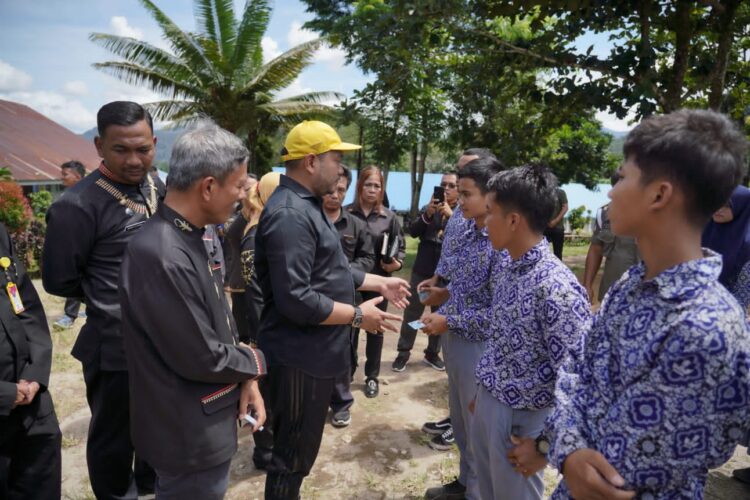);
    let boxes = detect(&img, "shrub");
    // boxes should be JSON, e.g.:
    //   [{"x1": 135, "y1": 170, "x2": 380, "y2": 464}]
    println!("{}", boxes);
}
[
  {"x1": 28, "y1": 190, "x2": 53, "y2": 219},
  {"x1": 0, "y1": 180, "x2": 33, "y2": 234},
  {"x1": 566, "y1": 205, "x2": 589, "y2": 233}
]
